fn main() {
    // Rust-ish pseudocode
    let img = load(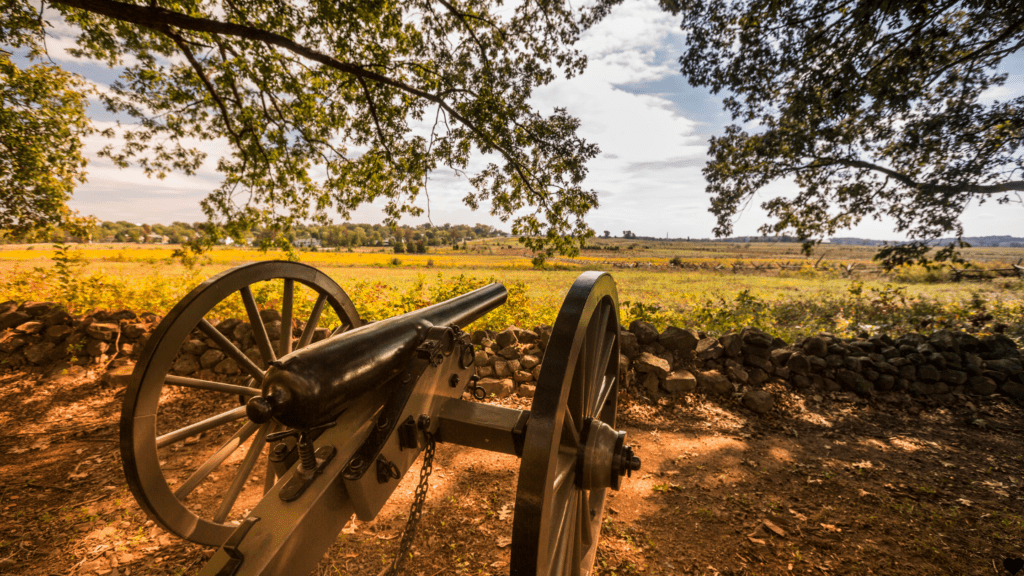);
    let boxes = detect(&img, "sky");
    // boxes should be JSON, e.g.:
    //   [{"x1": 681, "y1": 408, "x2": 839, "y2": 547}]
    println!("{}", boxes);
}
[{"x1": 32, "y1": 0, "x2": 1024, "y2": 240}]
